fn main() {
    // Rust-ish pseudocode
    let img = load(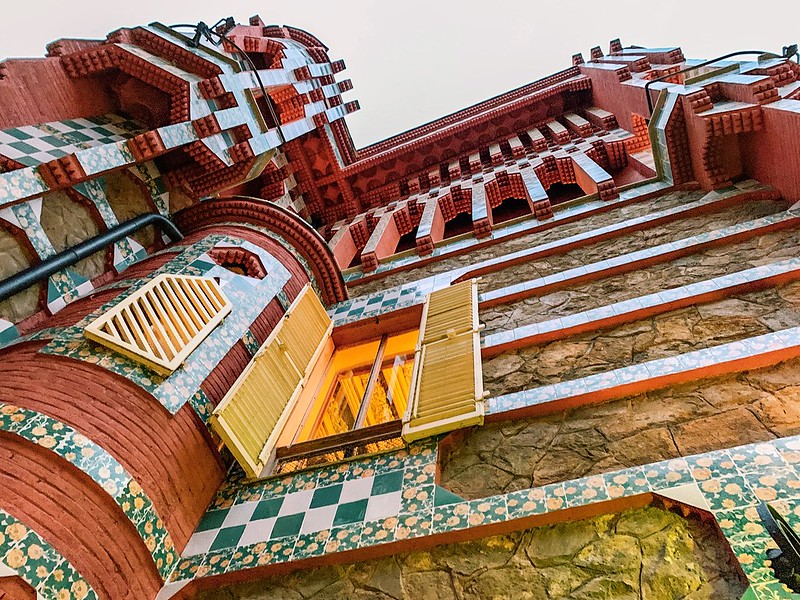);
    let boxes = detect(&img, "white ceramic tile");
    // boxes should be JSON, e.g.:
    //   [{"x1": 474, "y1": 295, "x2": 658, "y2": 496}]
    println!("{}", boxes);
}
[
  {"x1": 238, "y1": 518, "x2": 276, "y2": 547},
  {"x1": 365, "y1": 491, "x2": 402, "y2": 521},
  {"x1": 222, "y1": 501, "x2": 259, "y2": 527},
  {"x1": 340, "y1": 475, "x2": 375, "y2": 503},
  {"x1": 278, "y1": 489, "x2": 314, "y2": 516},
  {"x1": 181, "y1": 530, "x2": 217, "y2": 557},
  {"x1": 155, "y1": 581, "x2": 190, "y2": 600},
  {"x1": 300, "y1": 505, "x2": 338, "y2": 534},
  {"x1": 654, "y1": 482, "x2": 710, "y2": 511}
]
